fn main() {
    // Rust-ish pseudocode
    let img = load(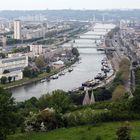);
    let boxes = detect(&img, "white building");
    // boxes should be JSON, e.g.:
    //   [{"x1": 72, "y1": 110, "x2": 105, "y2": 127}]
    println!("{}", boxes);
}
[
  {"x1": 52, "y1": 60, "x2": 64, "y2": 69},
  {"x1": 14, "y1": 20, "x2": 21, "y2": 40},
  {"x1": 0, "y1": 56, "x2": 28, "y2": 81},
  {"x1": 22, "y1": 28, "x2": 45, "y2": 40},
  {"x1": 119, "y1": 20, "x2": 128, "y2": 30},
  {"x1": 2, "y1": 36, "x2": 7, "y2": 48},
  {"x1": 30, "y1": 45, "x2": 45, "y2": 56}
]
